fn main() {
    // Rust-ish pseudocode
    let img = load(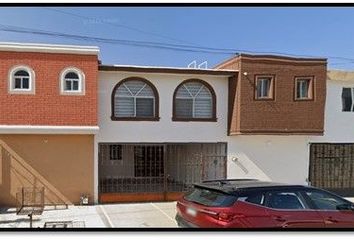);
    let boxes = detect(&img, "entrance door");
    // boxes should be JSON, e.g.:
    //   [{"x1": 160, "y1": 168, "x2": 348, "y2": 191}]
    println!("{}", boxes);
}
[
  {"x1": 98, "y1": 143, "x2": 227, "y2": 203},
  {"x1": 309, "y1": 143, "x2": 354, "y2": 196}
]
